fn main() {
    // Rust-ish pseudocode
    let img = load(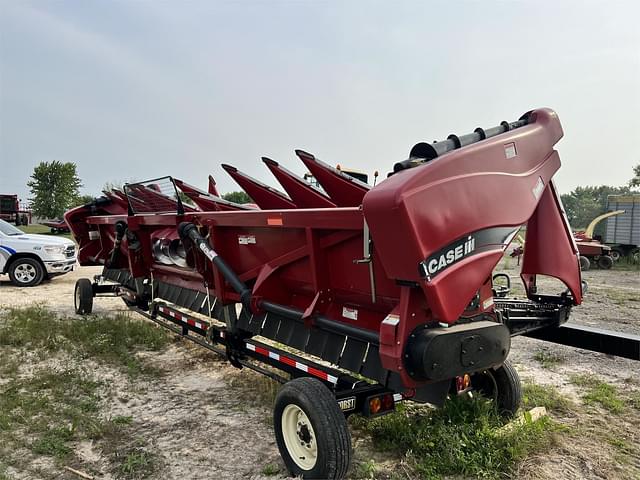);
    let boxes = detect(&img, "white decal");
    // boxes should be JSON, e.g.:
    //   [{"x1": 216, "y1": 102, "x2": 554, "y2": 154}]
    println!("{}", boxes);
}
[
  {"x1": 504, "y1": 142, "x2": 517, "y2": 159},
  {"x1": 482, "y1": 297, "x2": 494, "y2": 310},
  {"x1": 338, "y1": 397, "x2": 356, "y2": 411},
  {"x1": 342, "y1": 306, "x2": 358, "y2": 320},
  {"x1": 532, "y1": 176, "x2": 545, "y2": 200},
  {"x1": 238, "y1": 235, "x2": 256, "y2": 245},
  {"x1": 426, "y1": 236, "x2": 476, "y2": 276}
]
